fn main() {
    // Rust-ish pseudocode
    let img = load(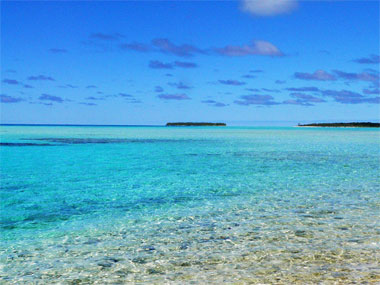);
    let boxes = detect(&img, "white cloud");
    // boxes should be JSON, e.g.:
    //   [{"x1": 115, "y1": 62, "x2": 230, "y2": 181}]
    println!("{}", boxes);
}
[{"x1": 241, "y1": 0, "x2": 298, "y2": 16}]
